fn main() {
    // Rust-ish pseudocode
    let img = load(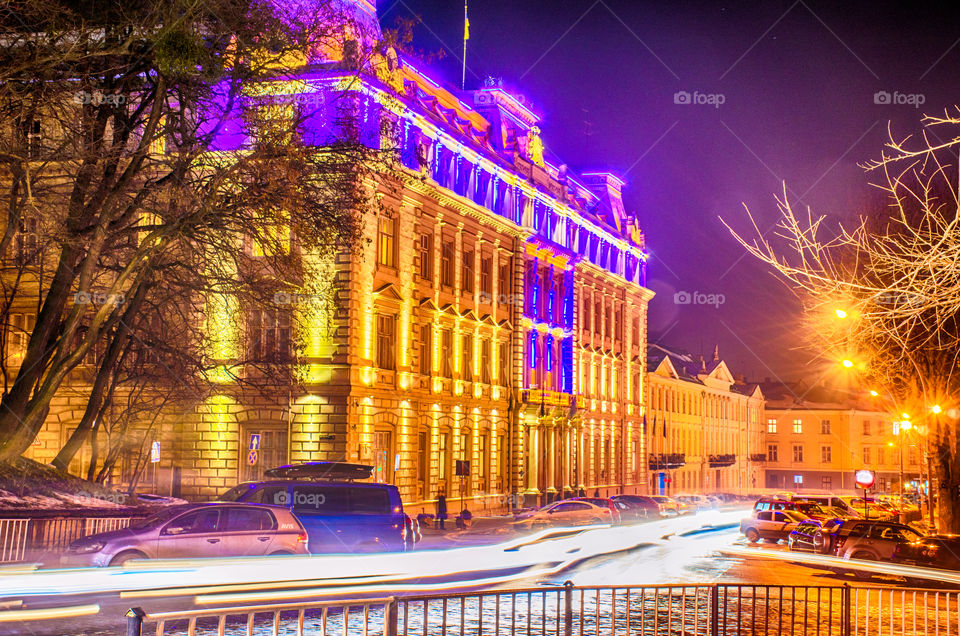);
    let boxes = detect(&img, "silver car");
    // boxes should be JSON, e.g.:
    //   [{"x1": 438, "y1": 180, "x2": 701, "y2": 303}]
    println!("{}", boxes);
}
[{"x1": 61, "y1": 503, "x2": 308, "y2": 567}]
